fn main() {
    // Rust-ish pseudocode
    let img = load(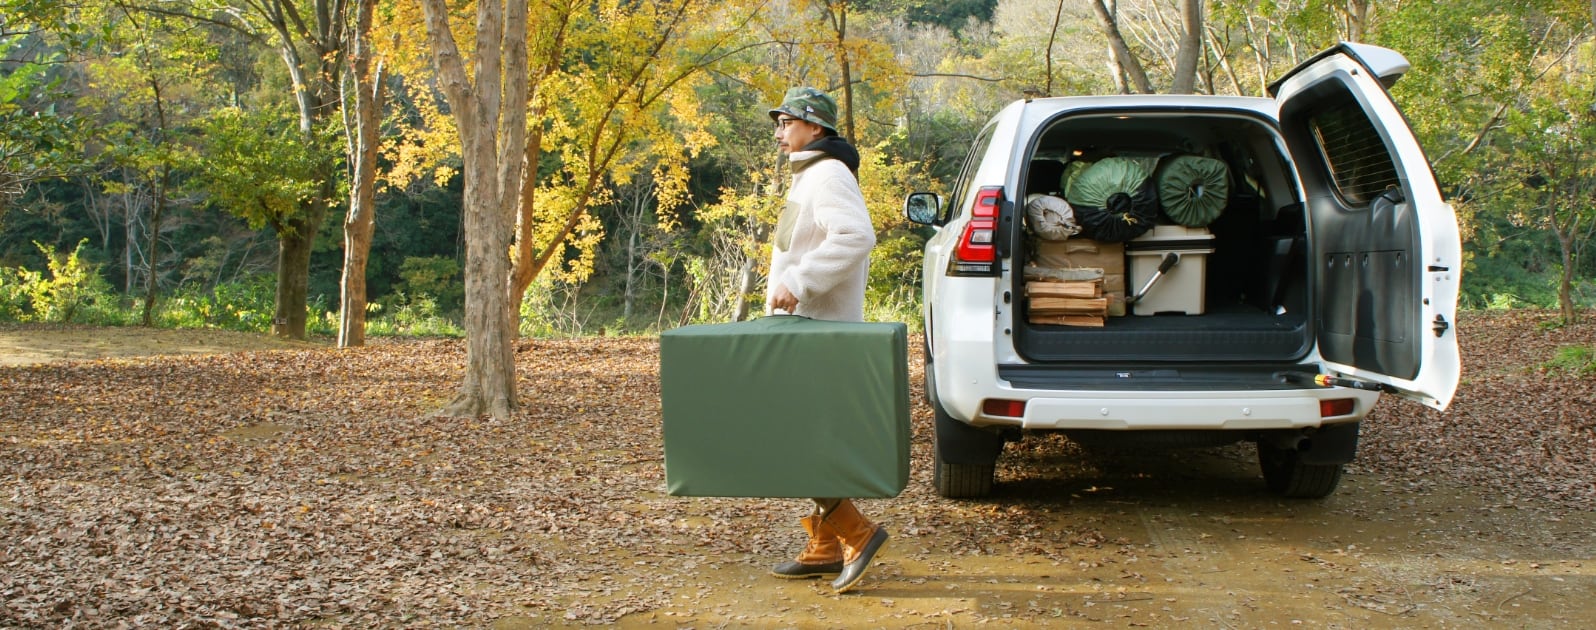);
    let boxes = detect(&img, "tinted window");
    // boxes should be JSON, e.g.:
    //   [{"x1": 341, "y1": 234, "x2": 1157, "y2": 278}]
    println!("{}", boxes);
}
[
  {"x1": 1309, "y1": 104, "x2": 1401, "y2": 205},
  {"x1": 947, "y1": 123, "x2": 996, "y2": 221}
]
